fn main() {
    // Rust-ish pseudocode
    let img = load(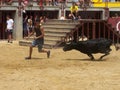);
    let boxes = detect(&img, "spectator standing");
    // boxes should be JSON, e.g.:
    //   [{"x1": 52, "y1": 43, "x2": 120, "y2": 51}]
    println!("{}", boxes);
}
[
  {"x1": 48, "y1": 0, "x2": 52, "y2": 6},
  {"x1": 72, "y1": 0, "x2": 79, "y2": 5},
  {"x1": 25, "y1": 20, "x2": 51, "y2": 59},
  {"x1": 6, "y1": 0, "x2": 13, "y2": 5},
  {"x1": 6, "y1": 15, "x2": 14, "y2": 43},
  {"x1": 39, "y1": 16, "x2": 44, "y2": 24},
  {"x1": 21, "y1": 0, "x2": 28, "y2": 13},
  {"x1": 54, "y1": 0, "x2": 58, "y2": 6},
  {"x1": 27, "y1": 16, "x2": 33, "y2": 34},
  {"x1": 23, "y1": 15, "x2": 28, "y2": 38},
  {"x1": 61, "y1": 0, "x2": 66, "y2": 7},
  {"x1": 33, "y1": 15, "x2": 39, "y2": 25}
]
